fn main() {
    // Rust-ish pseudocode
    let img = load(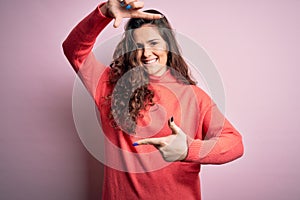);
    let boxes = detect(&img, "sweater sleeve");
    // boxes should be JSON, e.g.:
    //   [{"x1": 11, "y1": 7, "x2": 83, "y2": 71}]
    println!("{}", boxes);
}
[
  {"x1": 62, "y1": 3, "x2": 112, "y2": 98},
  {"x1": 185, "y1": 103, "x2": 244, "y2": 164}
]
